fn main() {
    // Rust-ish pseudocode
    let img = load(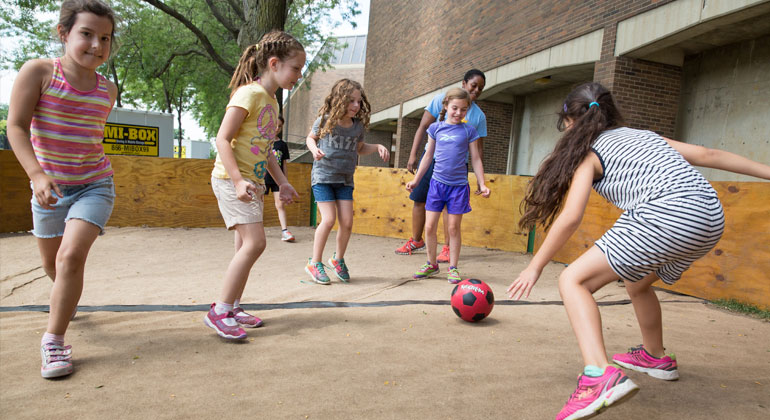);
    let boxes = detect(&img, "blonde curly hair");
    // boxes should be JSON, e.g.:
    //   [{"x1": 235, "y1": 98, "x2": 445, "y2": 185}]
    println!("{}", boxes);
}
[{"x1": 315, "y1": 79, "x2": 370, "y2": 139}]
